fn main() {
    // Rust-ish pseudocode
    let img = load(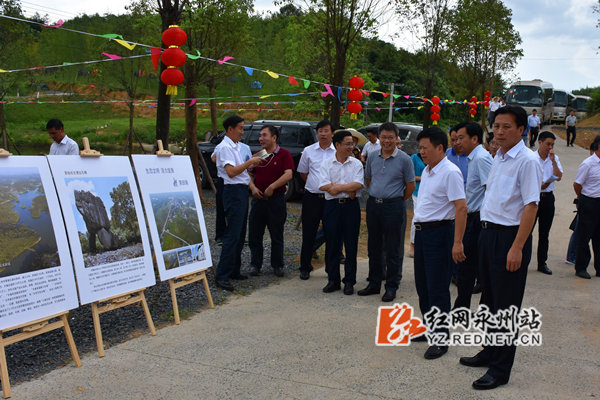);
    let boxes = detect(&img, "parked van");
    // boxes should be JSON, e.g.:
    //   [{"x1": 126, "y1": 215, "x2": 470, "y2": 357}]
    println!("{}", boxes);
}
[
  {"x1": 506, "y1": 80, "x2": 554, "y2": 124},
  {"x1": 551, "y1": 90, "x2": 575, "y2": 123},
  {"x1": 572, "y1": 95, "x2": 591, "y2": 120}
]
